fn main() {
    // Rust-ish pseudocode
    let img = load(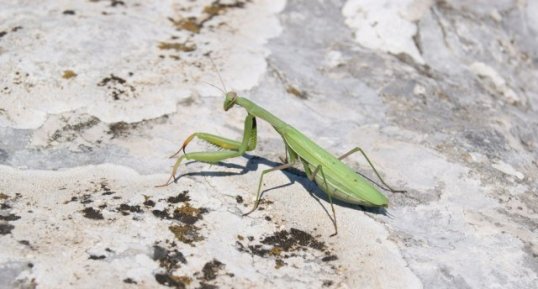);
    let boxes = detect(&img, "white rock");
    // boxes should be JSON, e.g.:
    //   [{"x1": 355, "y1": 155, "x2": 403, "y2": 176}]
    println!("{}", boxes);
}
[
  {"x1": 413, "y1": 84, "x2": 426, "y2": 96},
  {"x1": 325, "y1": 50, "x2": 344, "y2": 68},
  {"x1": 342, "y1": 0, "x2": 427, "y2": 64},
  {"x1": 492, "y1": 160, "x2": 525, "y2": 180},
  {"x1": 490, "y1": 9, "x2": 503, "y2": 22},
  {"x1": 469, "y1": 62, "x2": 522, "y2": 105}
]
